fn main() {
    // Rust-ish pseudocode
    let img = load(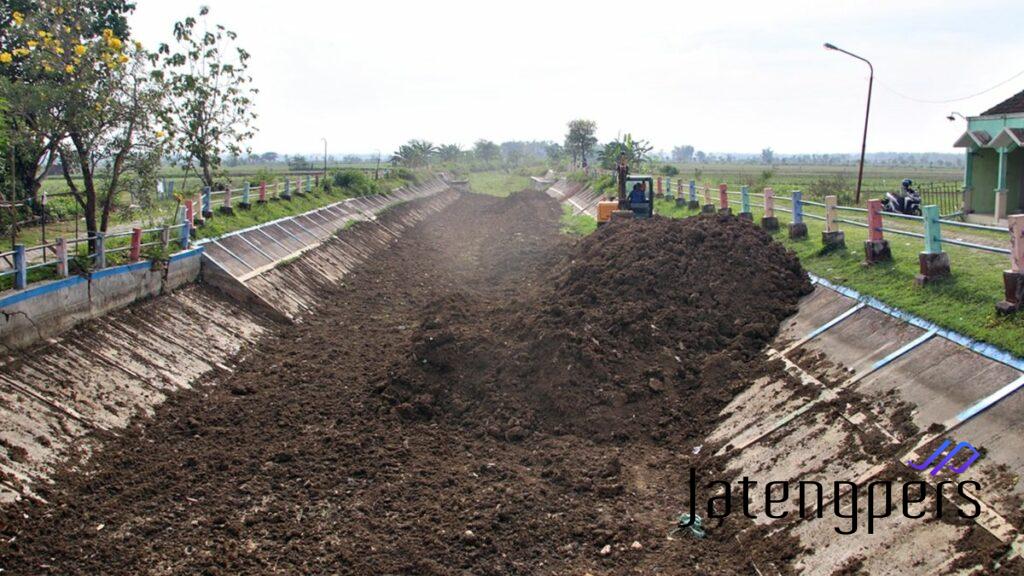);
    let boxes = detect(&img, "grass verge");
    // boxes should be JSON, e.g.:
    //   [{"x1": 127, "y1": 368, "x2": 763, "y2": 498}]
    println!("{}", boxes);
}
[
  {"x1": 560, "y1": 205, "x2": 598, "y2": 236},
  {"x1": 466, "y1": 172, "x2": 532, "y2": 197}
]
